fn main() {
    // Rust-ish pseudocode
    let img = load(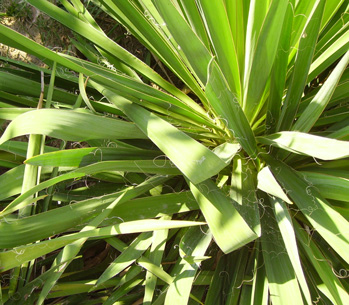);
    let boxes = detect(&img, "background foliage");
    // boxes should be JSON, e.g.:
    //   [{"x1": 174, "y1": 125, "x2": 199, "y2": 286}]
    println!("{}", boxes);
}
[{"x1": 0, "y1": 0, "x2": 348, "y2": 304}]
